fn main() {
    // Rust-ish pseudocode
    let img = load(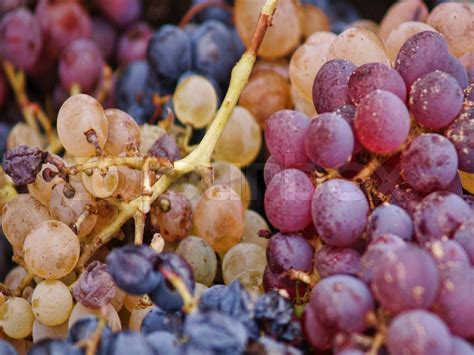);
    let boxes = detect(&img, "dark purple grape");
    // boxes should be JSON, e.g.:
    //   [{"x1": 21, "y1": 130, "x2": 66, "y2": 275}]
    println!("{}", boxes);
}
[
  {"x1": 454, "y1": 218, "x2": 474, "y2": 265},
  {"x1": 445, "y1": 109, "x2": 474, "y2": 173},
  {"x1": 314, "y1": 245, "x2": 361, "y2": 278},
  {"x1": 366, "y1": 203, "x2": 413, "y2": 241},
  {"x1": 90, "y1": 17, "x2": 117, "y2": 61},
  {"x1": 265, "y1": 110, "x2": 311, "y2": 169},
  {"x1": 59, "y1": 38, "x2": 105, "y2": 94},
  {"x1": 141, "y1": 308, "x2": 183, "y2": 335},
  {"x1": 413, "y1": 191, "x2": 472, "y2": 245},
  {"x1": 117, "y1": 22, "x2": 152, "y2": 66},
  {"x1": 355, "y1": 90, "x2": 410, "y2": 154},
  {"x1": 0, "y1": 8, "x2": 42, "y2": 71},
  {"x1": 389, "y1": 183, "x2": 425, "y2": 216},
  {"x1": 192, "y1": 0, "x2": 232, "y2": 25},
  {"x1": 266, "y1": 233, "x2": 314, "y2": 275},
  {"x1": 102, "y1": 331, "x2": 156, "y2": 355},
  {"x1": 28, "y1": 339, "x2": 82, "y2": 355},
  {"x1": 427, "y1": 240, "x2": 470, "y2": 271},
  {"x1": 262, "y1": 266, "x2": 308, "y2": 301},
  {"x1": 446, "y1": 172, "x2": 464, "y2": 196},
  {"x1": 387, "y1": 310, "x2": 453, "y2": 355},
  {"x1": 401, "y1": 133, "x2": 458, "y2": 193},
  {"x1": 115, "y1": 60, "x2": 150, "y2": 111},
  {"x1": 312, "y1": 59, "x2": 356, "y2": 113},
  {"x1": 263, "y1": 155, "x2": 284, "y2": 186},
  {"x1": 301, "y1": 306, "x2": 333, "y2": 350},
  {"x1": 97, "y1": 0, "x2": 141, "y2": 28},
  {"x1": 359, "y1": 233, "x2": 407, "y2": 284},
  {"x1": 2, "y1": 145, "x2": 47, "y2": 185},
  {"x1": 199, "y1": 285, "x2": 227, "y2": 310},
  {"x1": 451, "y1": 337, "x2": 474, "y2": 355},
  {"x1": 309, "y1": 275, "x2": 374, "y2": 333},
  {"x1": 409, "y1": 71, "x2": 464, "y2": 129},
  {"x1": 304, "y1": 112, "x2": 354, "y2": 169},
  {"x1": 395, "y1": 31, "x2": 450, "y2": 90},
  {"x1": 372, "y1": 246, "x2": 439, "y2": 314},
  {"x1": 311, "y1": 179, "x2": 369, "y2": 247},
  {"x1": 447, "y1": 56, "x2": 469, "y2": 89},
  {"x1": 348, "y1": 62, "x2": 407, "y2": 105}
]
